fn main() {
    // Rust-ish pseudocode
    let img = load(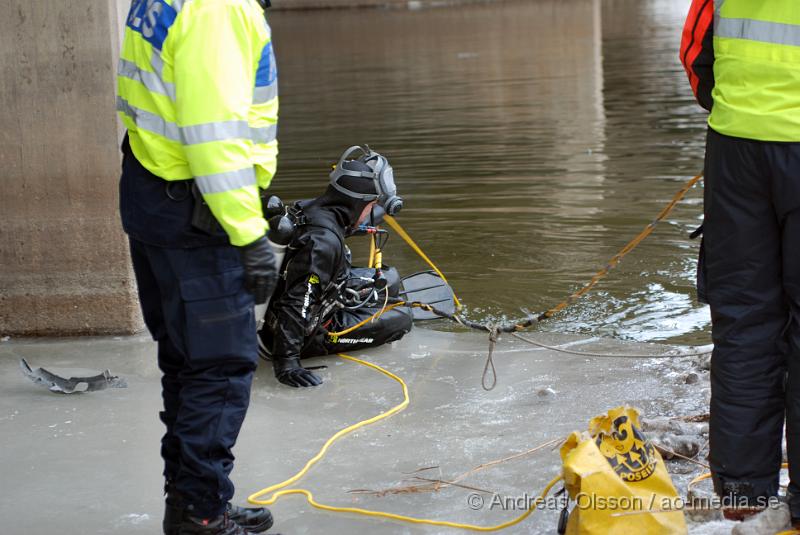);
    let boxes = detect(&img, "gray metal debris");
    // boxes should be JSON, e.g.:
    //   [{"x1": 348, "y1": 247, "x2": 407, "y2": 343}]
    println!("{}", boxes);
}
[{"x1": 19, "y1": 358, "x2": 127, "y2": 394}]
